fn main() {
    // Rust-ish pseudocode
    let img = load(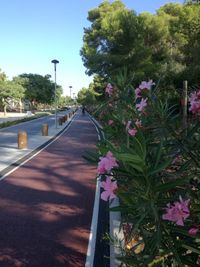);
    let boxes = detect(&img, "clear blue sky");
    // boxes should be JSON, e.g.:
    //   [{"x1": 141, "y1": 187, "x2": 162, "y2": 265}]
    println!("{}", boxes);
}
[{"x1": 0, "y1": 0, "x2": 183, "y2": 96}]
